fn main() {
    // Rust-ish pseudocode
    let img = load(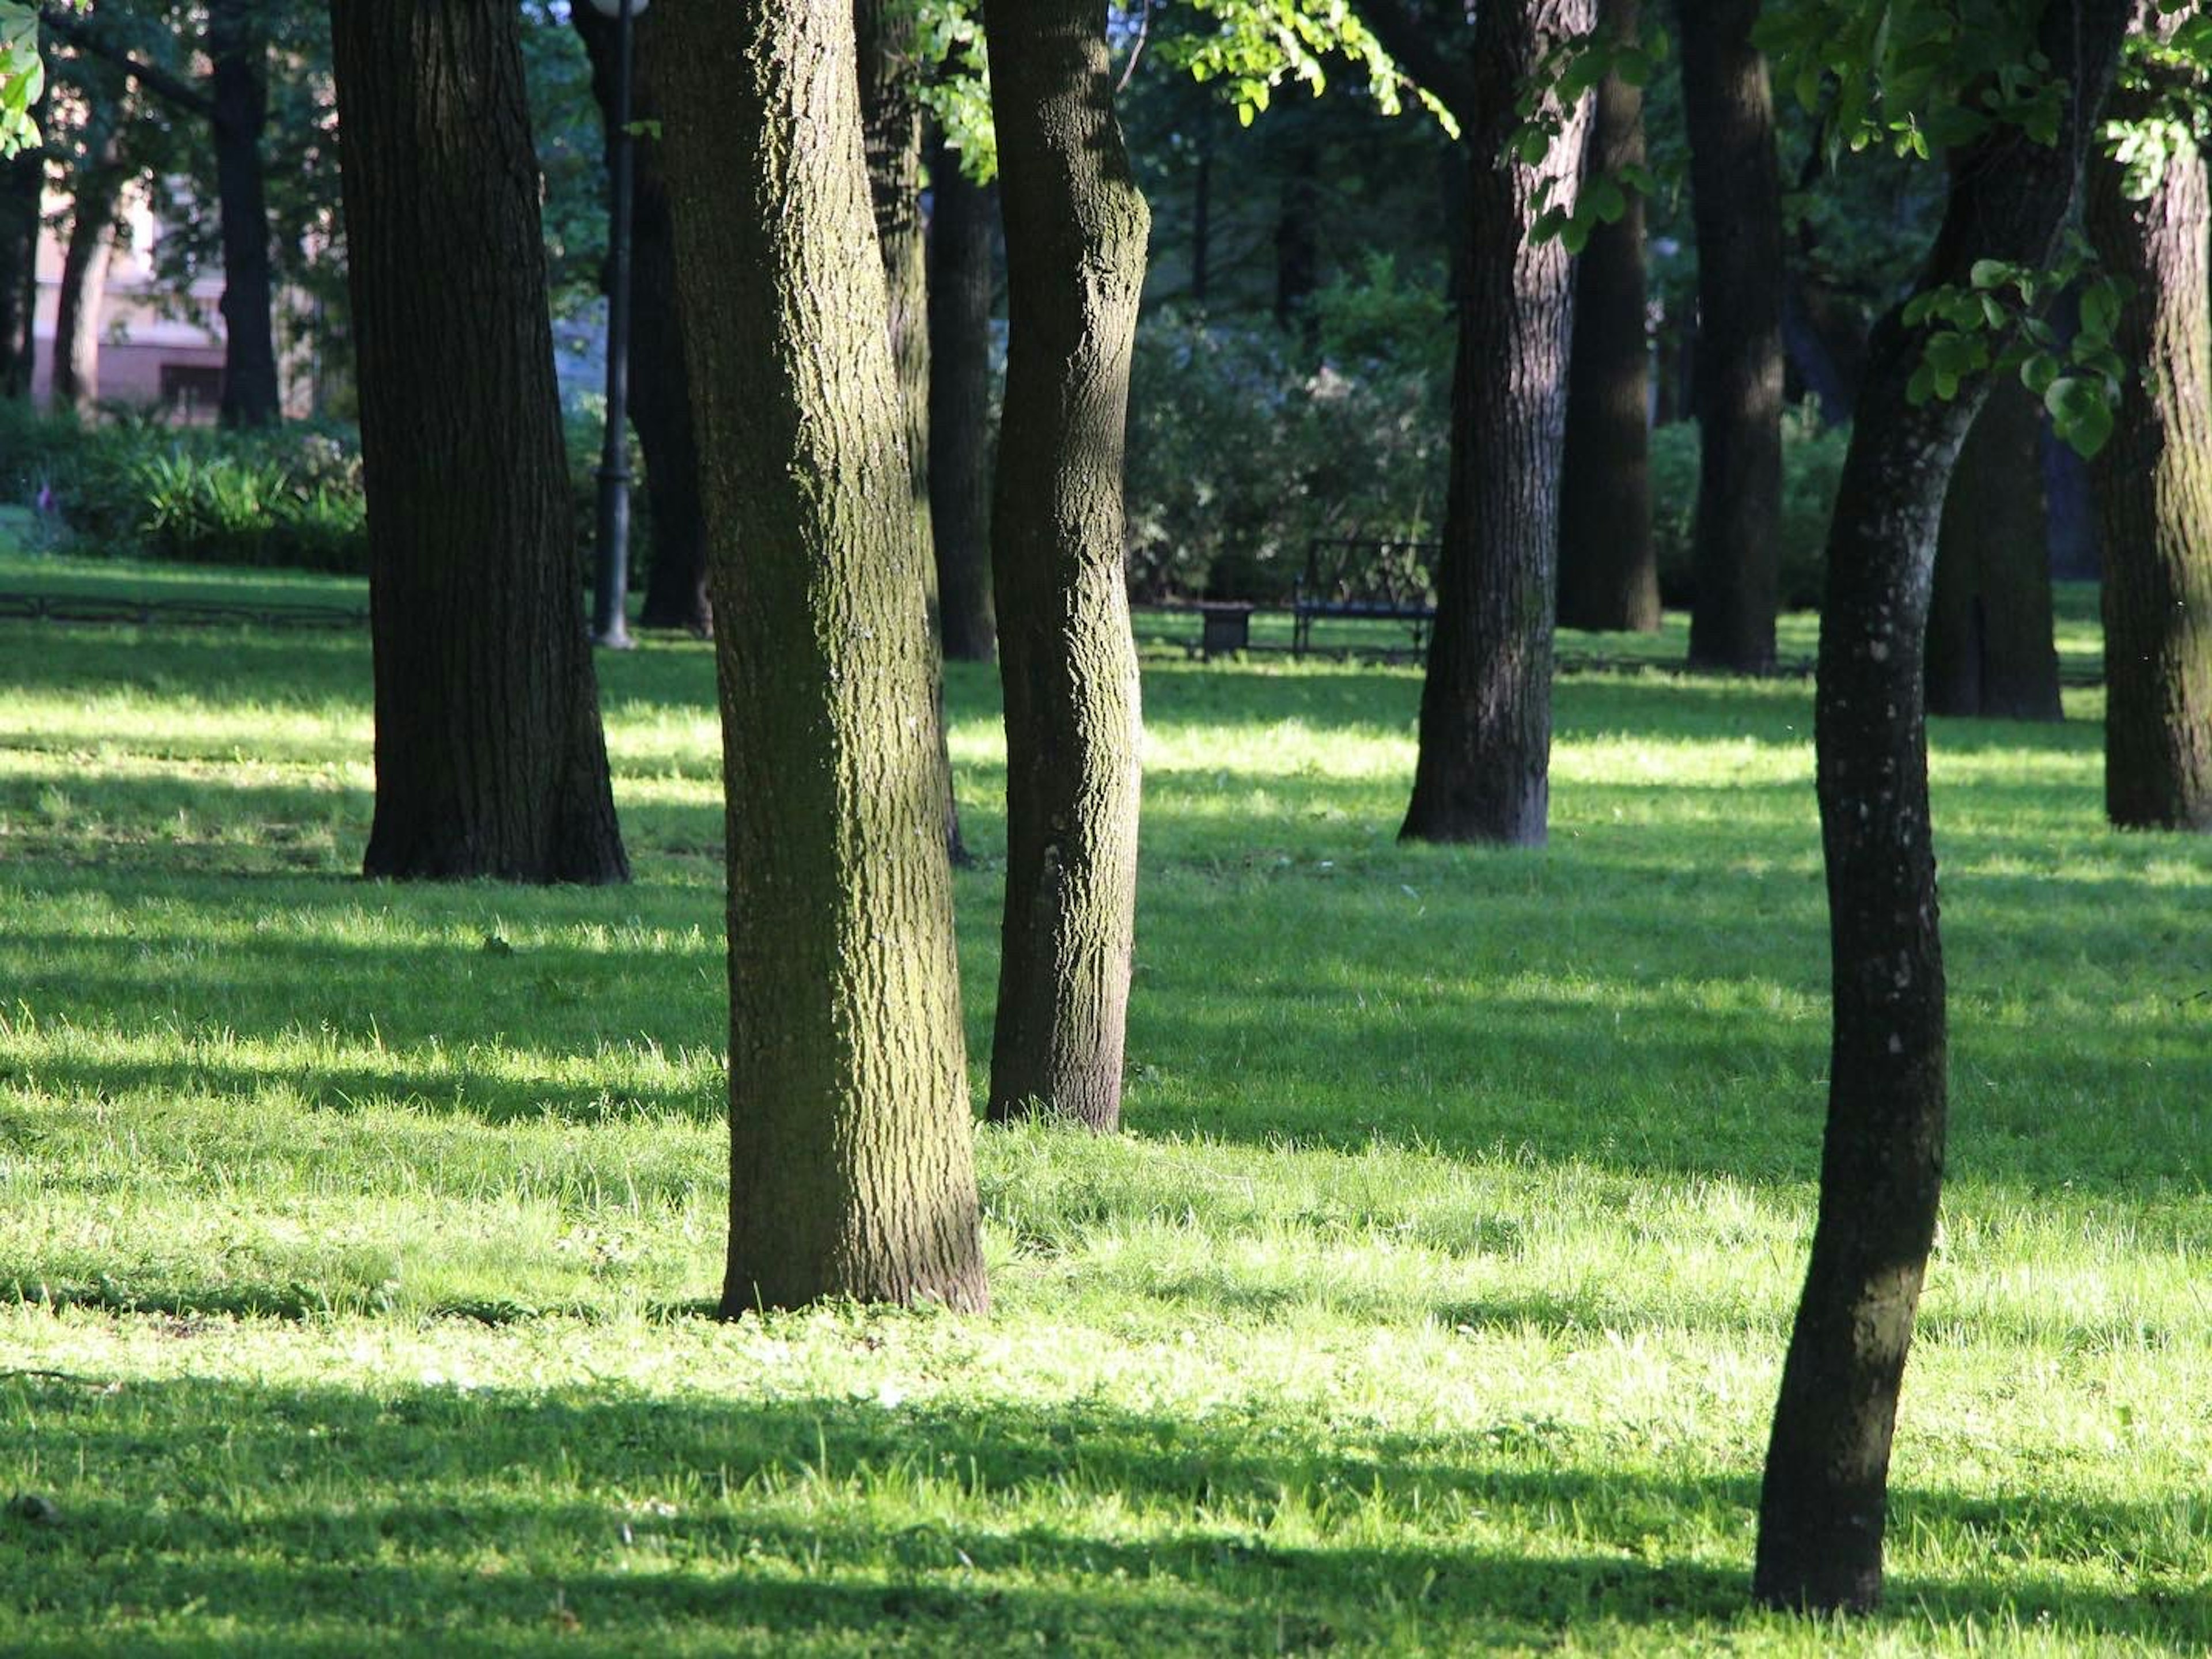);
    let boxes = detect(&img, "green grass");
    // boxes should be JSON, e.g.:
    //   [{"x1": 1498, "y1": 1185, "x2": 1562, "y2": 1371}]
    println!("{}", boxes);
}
[{"x1": 0, "y1": 602, "x2": 2204, "y2": 1654}]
